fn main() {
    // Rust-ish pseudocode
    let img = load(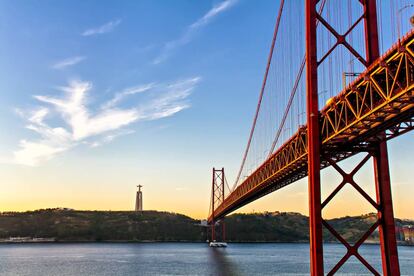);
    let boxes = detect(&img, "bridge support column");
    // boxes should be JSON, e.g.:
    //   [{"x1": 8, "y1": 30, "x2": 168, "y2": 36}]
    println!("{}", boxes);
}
[
  {"x1": 211, "y1": 221, "x2": 216, "y2": 242},
  {"x1": 209, "y1": 168, "x2": 226, "y2": 243},
  {"x1": 373, "y1": 142, "x2": 400, "y2": 276},
  {"x1": 364, "y1": 0, "x2": 400, "y2": 274},
  {"x1": 221, "y1": 220, "x2": 226, "y2": 242},
  {"x1": 305, "y1": 0, "x2": 324, "y2": 275},
  {"x1": 210, "y1": 220, "x2": 226, "y2": 243},
  {"x1": 305, "y1": 0, "x2": 401, "y2": 274}
]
